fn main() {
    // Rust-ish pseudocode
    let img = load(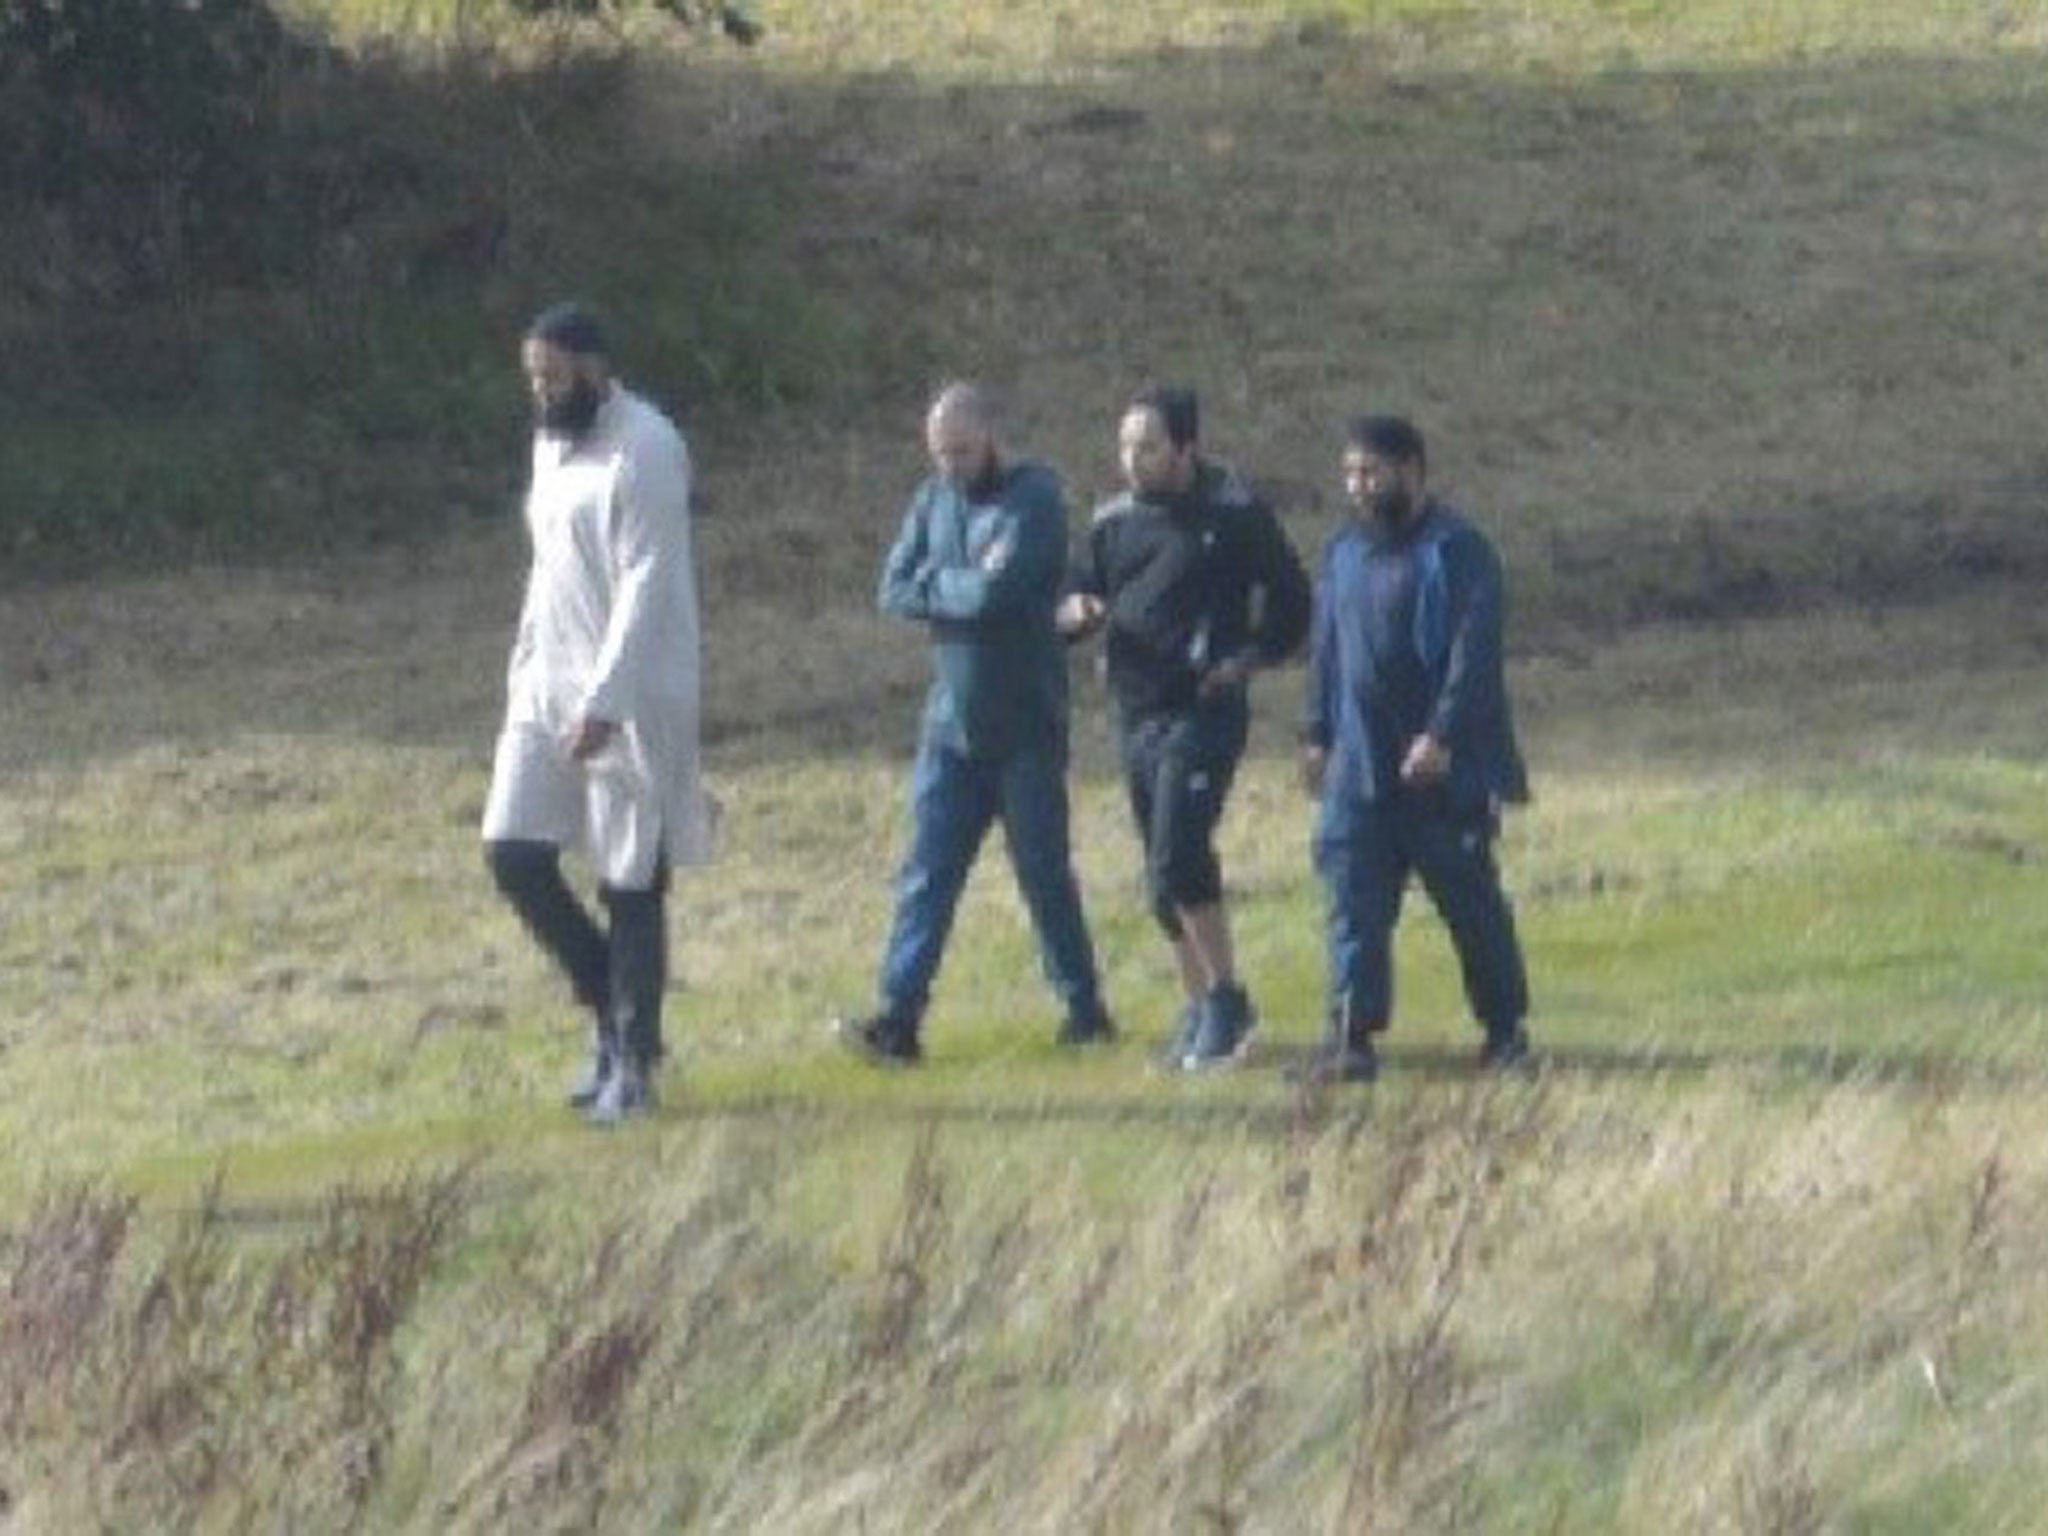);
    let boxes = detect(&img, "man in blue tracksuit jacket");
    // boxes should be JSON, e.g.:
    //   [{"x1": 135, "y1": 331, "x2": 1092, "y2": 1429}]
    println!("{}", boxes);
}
[
  {"x1": 1300, "y1": 415, "x2": 1532, "y2": 1082},
  {"x1": 839, "y1": 382, "x2": 1112, "y2": 1064}
]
